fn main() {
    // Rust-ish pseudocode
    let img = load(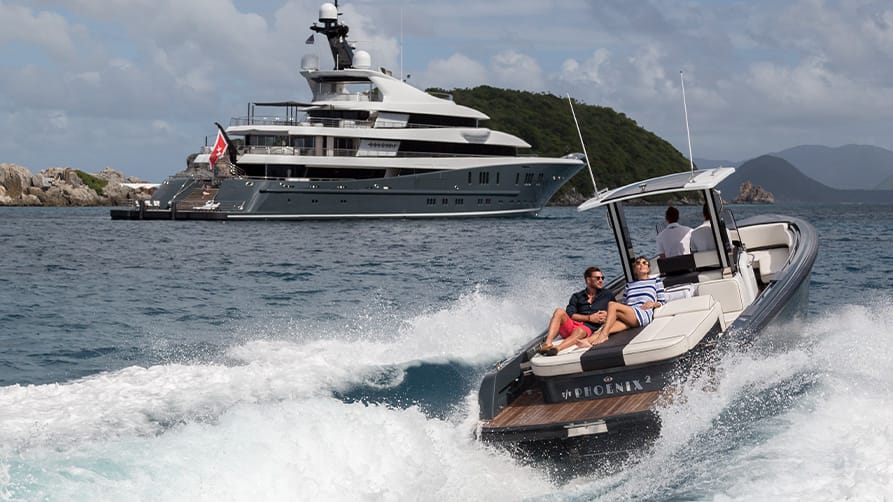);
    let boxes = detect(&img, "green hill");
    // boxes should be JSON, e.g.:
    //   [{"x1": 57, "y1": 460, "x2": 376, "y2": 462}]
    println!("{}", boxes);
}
[{"x1": 442, "y1": 86, "x2": 691, "y2": 200}]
